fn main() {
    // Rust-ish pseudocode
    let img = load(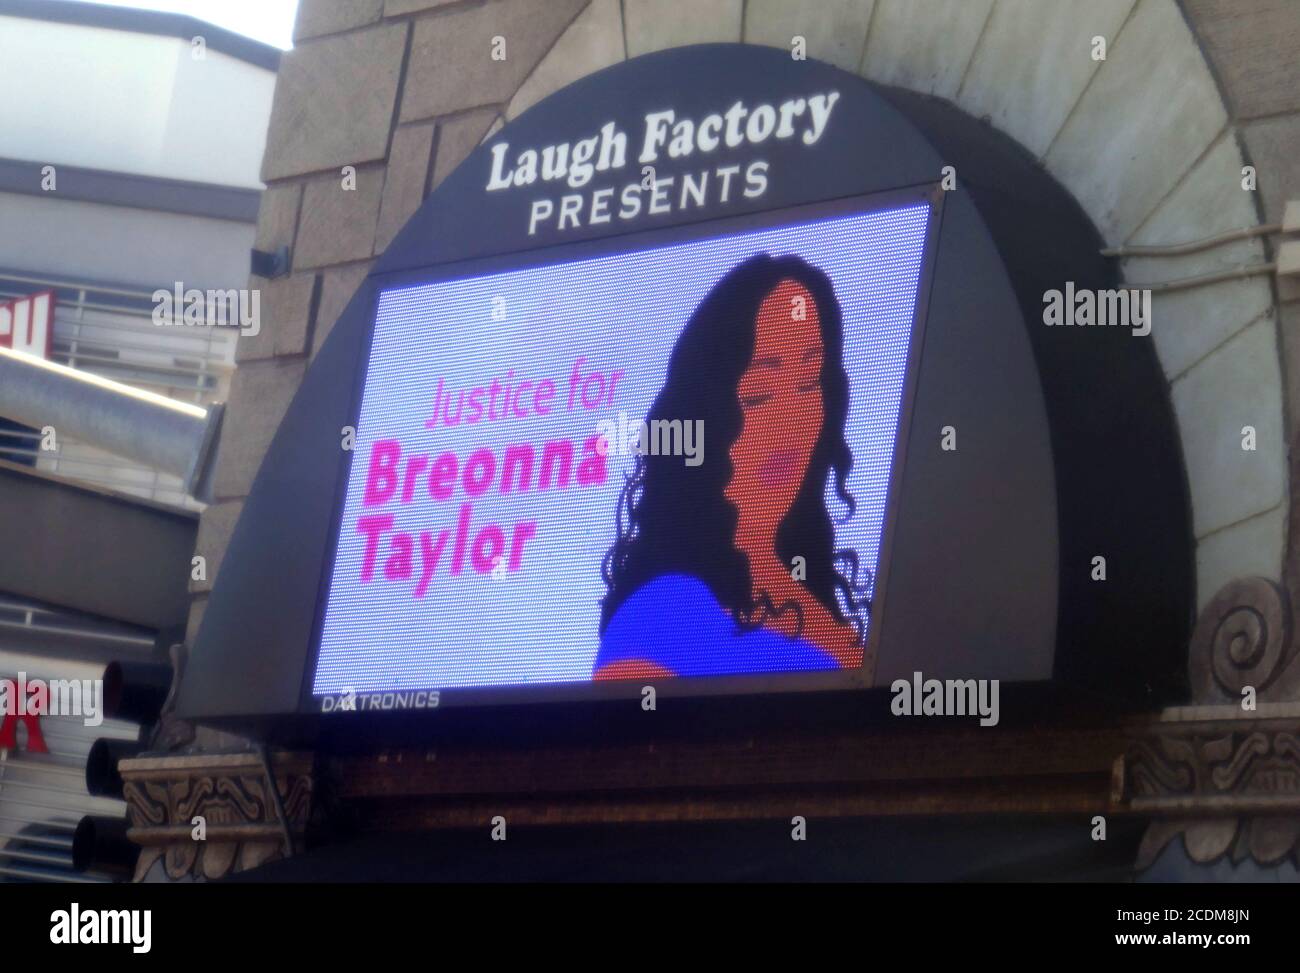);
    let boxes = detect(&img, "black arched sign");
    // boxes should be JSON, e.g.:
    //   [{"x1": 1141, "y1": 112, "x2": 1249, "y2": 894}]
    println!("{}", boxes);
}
[{"x1": 178, "y1": 45, "x2": 1191, "y2": 730}]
